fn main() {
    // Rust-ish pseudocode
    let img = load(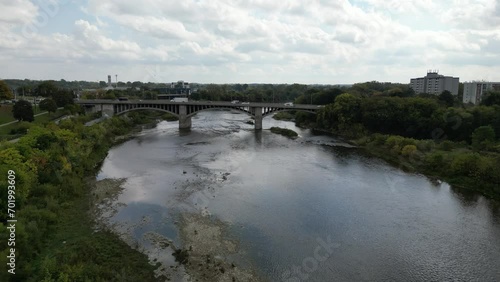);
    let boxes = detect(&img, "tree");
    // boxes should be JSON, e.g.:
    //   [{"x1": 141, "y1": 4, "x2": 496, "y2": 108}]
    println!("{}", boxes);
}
[
  {"x1": 333, "y1": 93, "x2": 362, "y2": 126},
  {"x1": 35, "y1": 81, "x2": 58, "y2": 97},
  {"x1": 52, "y1": 89, "x2": 74, "y2": 107},
  {"x1": 0, "y1": 80, "x2": 13, "y2": 100},
  {"x1": 39, "y1": 98, "x2": 57, "y2": 113},
  {"x1": 481, "y1": 91, "x2": 500, "y2": 106},
  {"x1": 12, "y1": 100, "x2": 34, "y2": 122},
  {"x1": 471, "y1": 125, "x2": 496, "y2": 150},
  {"x1": 439, "y1": 90, "x2": 455, "y2": 107}
]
